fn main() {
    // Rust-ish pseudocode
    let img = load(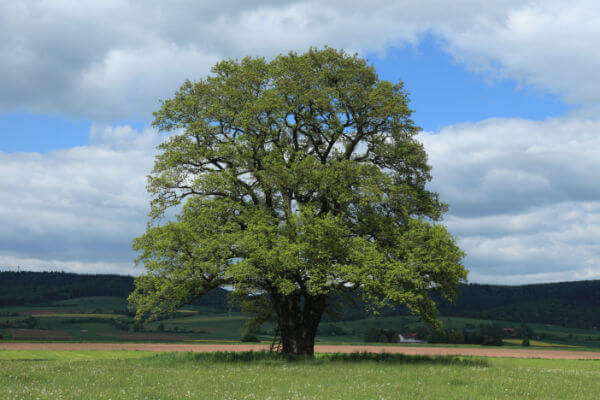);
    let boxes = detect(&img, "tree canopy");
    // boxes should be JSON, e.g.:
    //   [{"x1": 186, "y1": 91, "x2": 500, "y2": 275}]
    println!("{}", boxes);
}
[{"x1": 128, "y1": 47, "x2": 467, "y2": 354}]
